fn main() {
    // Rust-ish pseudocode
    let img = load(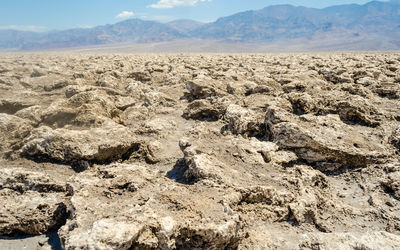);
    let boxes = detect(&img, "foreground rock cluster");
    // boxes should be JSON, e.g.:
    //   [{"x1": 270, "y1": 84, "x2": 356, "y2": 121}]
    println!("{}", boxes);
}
[{"x1": 0, "y1": 53, "x2": 399, "y2": 249}]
